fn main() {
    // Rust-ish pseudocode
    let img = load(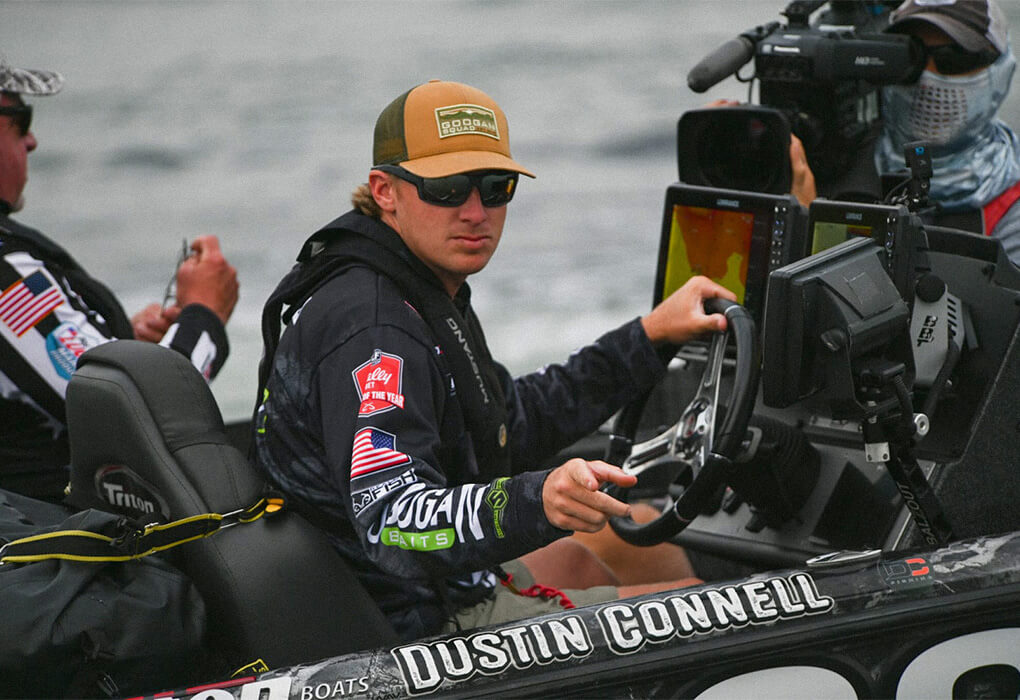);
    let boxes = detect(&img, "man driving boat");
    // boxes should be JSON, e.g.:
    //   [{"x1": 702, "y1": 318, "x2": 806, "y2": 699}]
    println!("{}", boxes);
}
[{"x1": 254, "y1": 79, "x2": 733, "y2": 640}]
